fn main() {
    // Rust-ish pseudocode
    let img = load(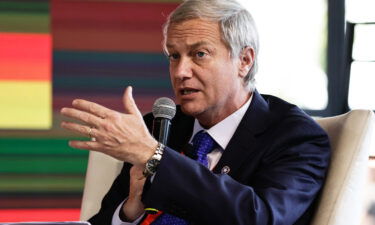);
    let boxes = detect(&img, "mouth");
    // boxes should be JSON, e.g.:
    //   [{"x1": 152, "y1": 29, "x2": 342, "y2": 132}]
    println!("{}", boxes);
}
[{"x1": 180, "y1": 88, "x2": 199, "y2": 96}]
